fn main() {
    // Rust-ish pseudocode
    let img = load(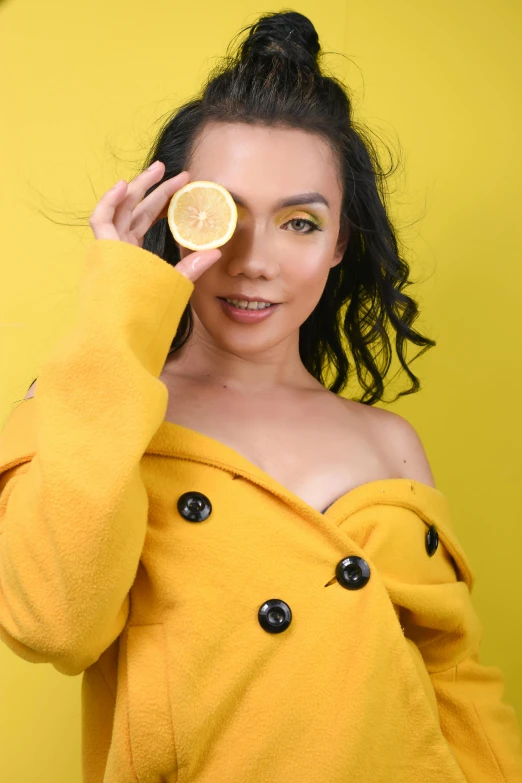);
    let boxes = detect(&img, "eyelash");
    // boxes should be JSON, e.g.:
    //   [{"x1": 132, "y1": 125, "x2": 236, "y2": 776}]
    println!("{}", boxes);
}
[{"x1": 282, "y1": 217, "x2": 322, "y2": 235}]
